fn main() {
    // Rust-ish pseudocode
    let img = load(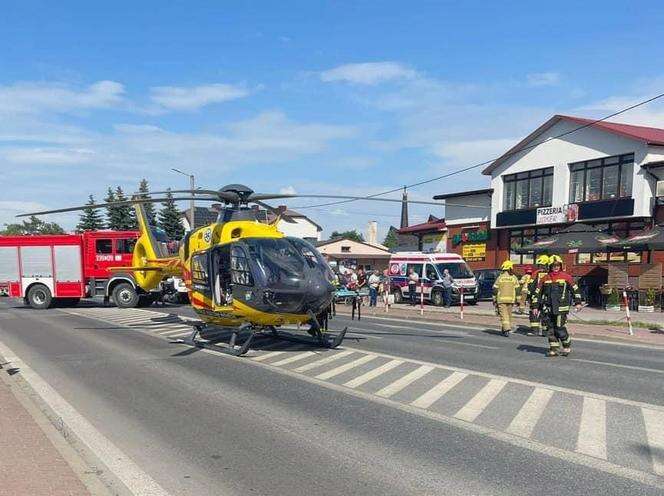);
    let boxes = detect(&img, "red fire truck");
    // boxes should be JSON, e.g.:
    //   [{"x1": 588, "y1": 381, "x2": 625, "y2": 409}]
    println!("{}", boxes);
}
[{"x1": 0, "y1": 230, "x2": 161, "y2": 309}]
